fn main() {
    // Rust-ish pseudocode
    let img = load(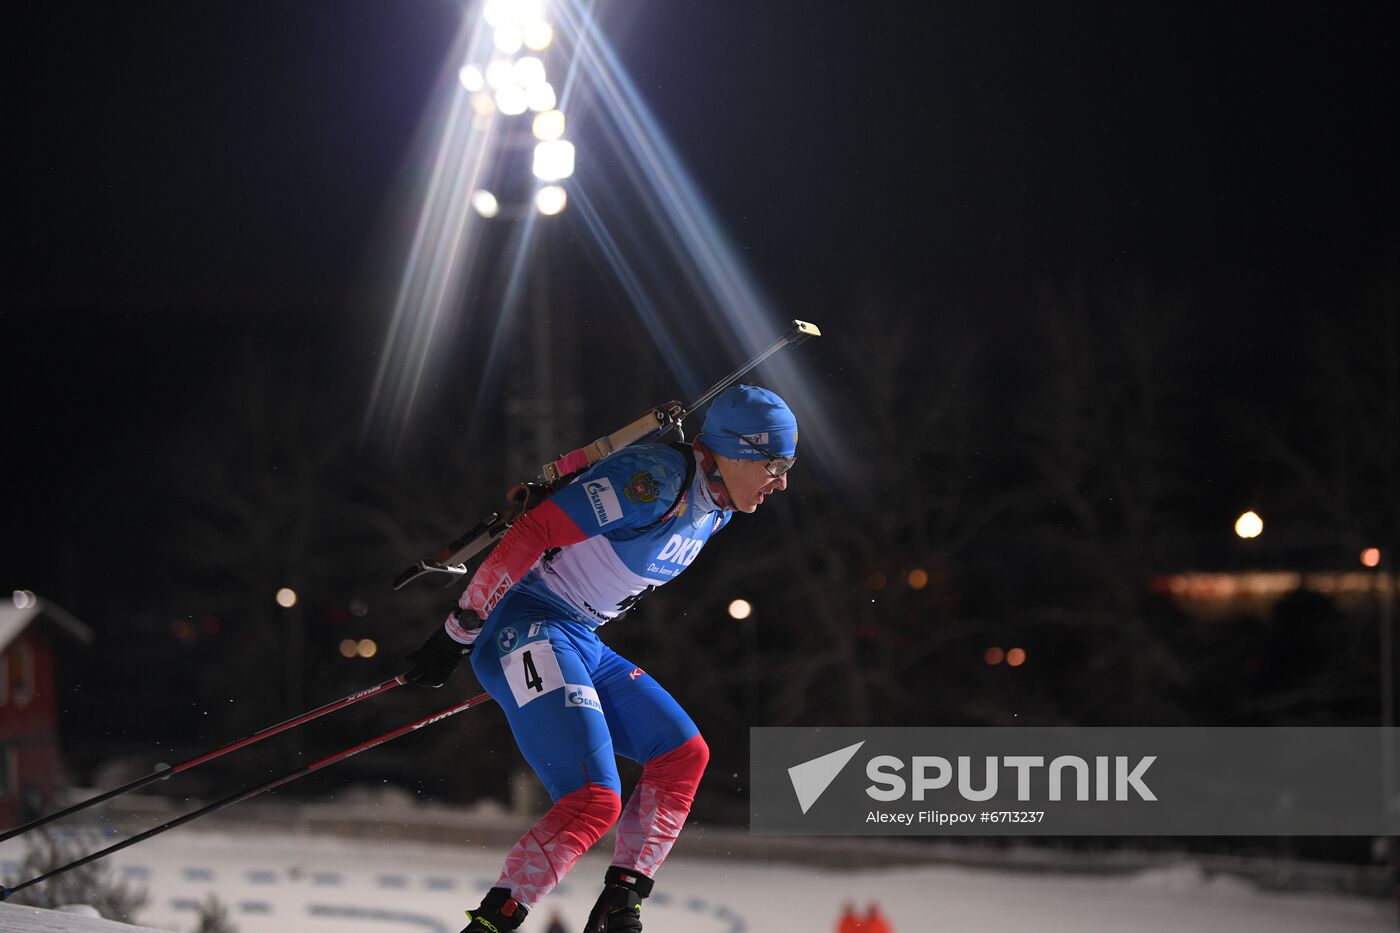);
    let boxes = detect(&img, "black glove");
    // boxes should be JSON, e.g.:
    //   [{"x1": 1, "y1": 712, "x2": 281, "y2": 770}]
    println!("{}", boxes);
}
[{"x1": 402, "y1": 625, "x2": 474, "y2": 687}]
